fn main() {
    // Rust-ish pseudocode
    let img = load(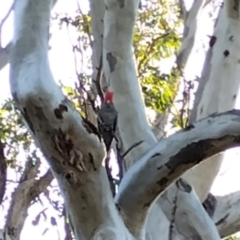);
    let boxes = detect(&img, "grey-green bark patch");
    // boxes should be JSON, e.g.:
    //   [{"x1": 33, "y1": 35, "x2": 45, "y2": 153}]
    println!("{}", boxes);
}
[
  {"x1": 106, "y1": 52, "x2": 117, "y2": 72},
  {"x1": 227, "y1": 0, "x2": 239, "y2": 18},
  {"x1": 117, "y1": 0, "x2": 124, "y2": 8}
]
